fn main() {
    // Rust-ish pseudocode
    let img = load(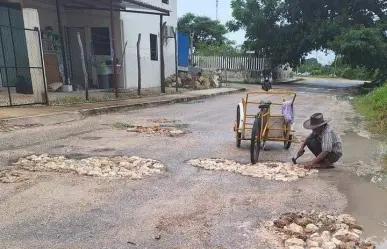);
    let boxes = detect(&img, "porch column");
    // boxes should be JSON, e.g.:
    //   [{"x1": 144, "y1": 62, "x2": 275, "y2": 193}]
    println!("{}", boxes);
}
[
  {"x1": 22, "y1": 9, "x2": 47, "y2": 103},
  {"x1": 159, "y1": 15, "x2": 165, "y2": 93},
  {"x1": 110, "y1": 0, "x2": 119, "y2": 98},
  {"x1": 56, "y1": 0, "x2": 70, "y2": 88}
]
